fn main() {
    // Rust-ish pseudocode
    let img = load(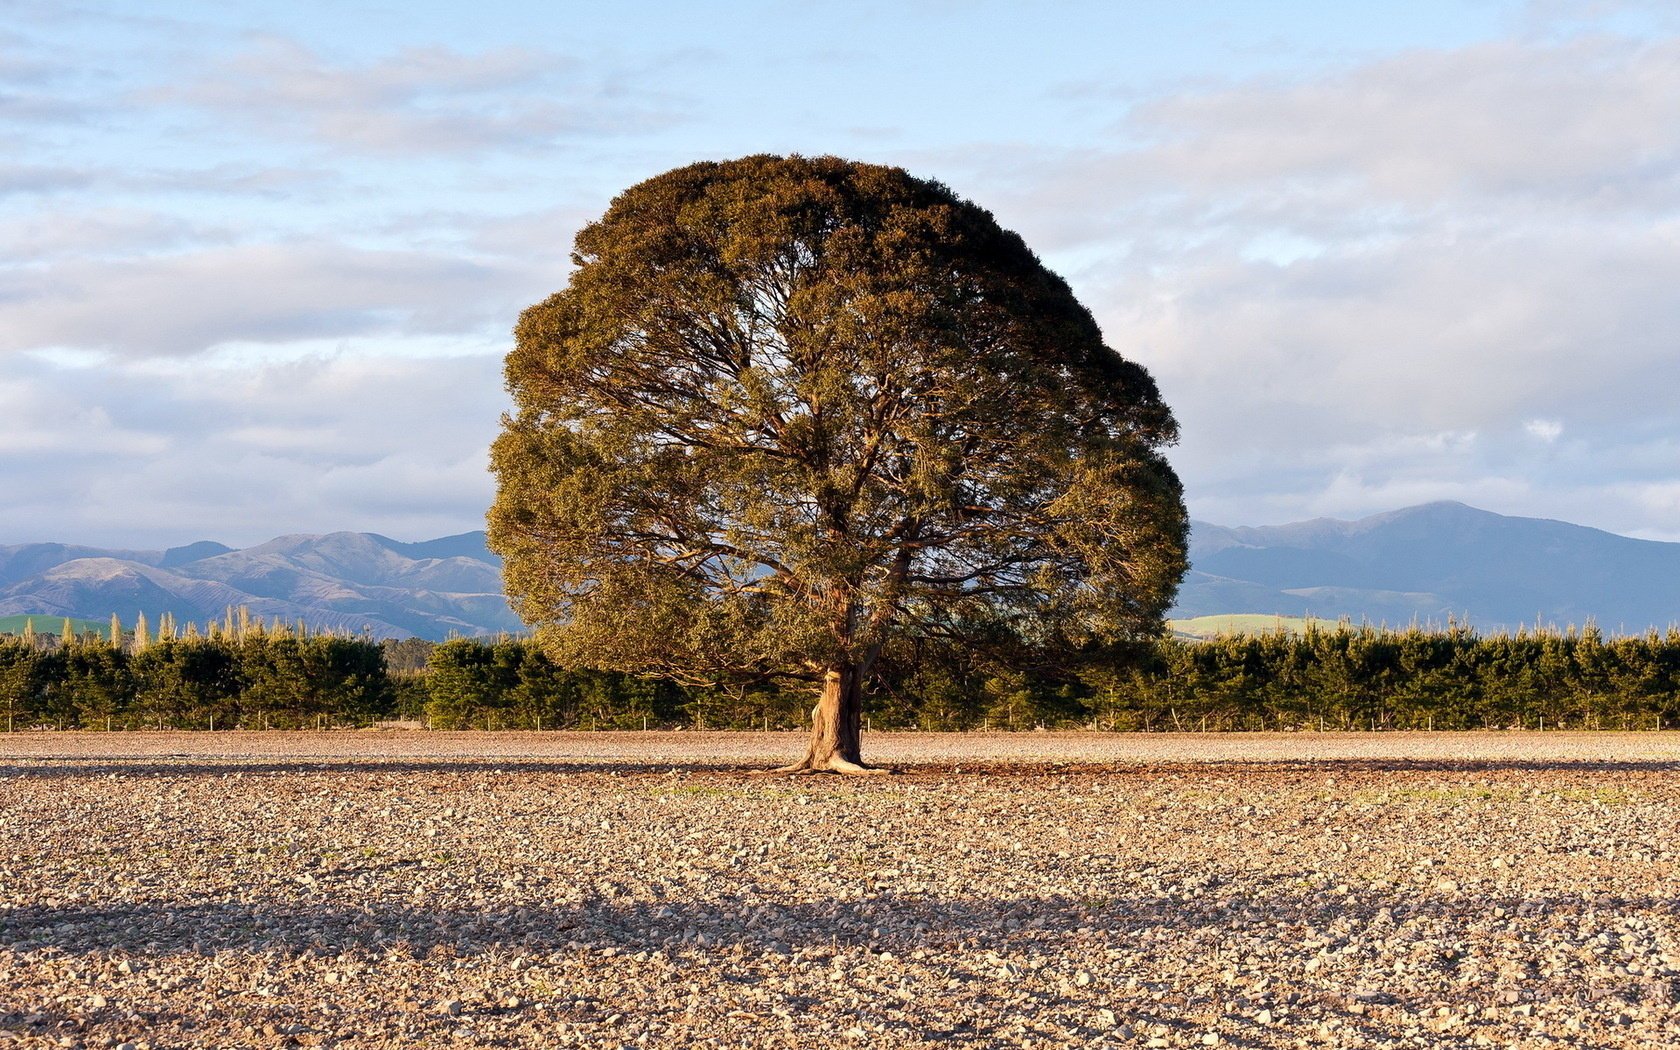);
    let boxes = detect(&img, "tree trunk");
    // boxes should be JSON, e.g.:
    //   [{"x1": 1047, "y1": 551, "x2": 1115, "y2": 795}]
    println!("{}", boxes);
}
[{"x1": 776, "y1": 664, "x2": 888, "y2": 774}]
